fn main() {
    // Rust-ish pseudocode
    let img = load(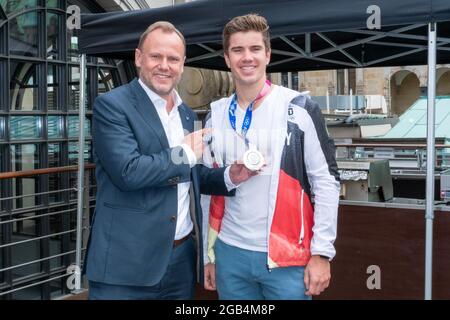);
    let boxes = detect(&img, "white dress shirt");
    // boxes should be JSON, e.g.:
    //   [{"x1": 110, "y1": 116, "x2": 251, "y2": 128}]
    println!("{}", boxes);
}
[{"x1": 139, "y1": 79, "x2": 196, "y2": 240}]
